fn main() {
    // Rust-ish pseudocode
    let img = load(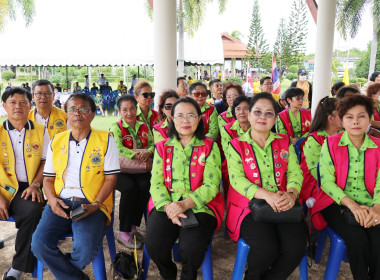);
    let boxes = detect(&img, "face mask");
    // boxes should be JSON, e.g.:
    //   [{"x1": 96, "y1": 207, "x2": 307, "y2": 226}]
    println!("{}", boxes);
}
[{"x1": 299, "y1": 76, "x2": 307, "y2": 81}]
